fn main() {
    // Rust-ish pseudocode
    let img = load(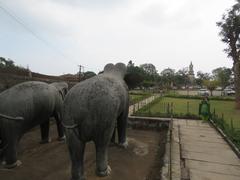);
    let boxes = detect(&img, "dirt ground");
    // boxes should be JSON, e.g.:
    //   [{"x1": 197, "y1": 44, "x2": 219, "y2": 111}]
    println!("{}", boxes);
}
[{"x1": 0, "y1": 124, "x2": 167, "y2": 180}]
